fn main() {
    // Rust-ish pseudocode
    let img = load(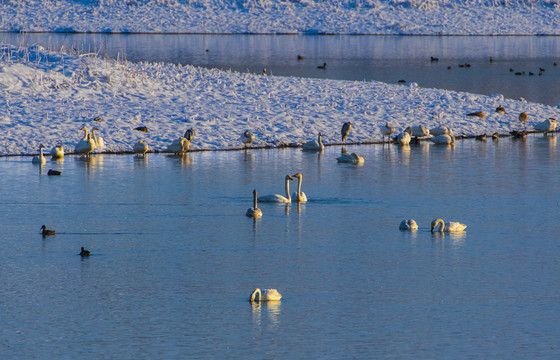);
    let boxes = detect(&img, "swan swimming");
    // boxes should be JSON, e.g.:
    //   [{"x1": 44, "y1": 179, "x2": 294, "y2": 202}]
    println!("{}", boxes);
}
[
  {"x1": 380, "y1": 122, "x2": 395, "y2": 142},
  {"x1": 291, "y1": 172, "x2": 307, "y2": 203},
  {"x1": 91, "y1": 127, "x2": 104, "y2": 150},
  {"x1": 240, "y1": 130, "x2": 255, "y2": 147},
  {"x1": 336, "y1": 152, "x2": 364, "y2": 164},
  {"x1": 32, "y1": 144, "x2": 46, "y2": 164},
  {"x1": 399, "y1": 219, "x2": 418, "y2": 231},
  {"x1": 341, "y1": 122, "x2": 352, "y2": 142},
  {"x1": 246, "y1": 189, "x2": 263, "y2": 218},
  {"x1": 258, "y1": 175, "x2": 293, "y2": 203},
  {"x1": 50, "y1": 145, "x2": 64, "y2": 160},
  {"x1": 302, "y1": 132, "x2": 324, "y2": 151},
  {"x1": 431, "y1": 218, "x2": 467, "y2": 233},
  {"x1": 133, "y1": 140, "x2": 150, "y2": 157},
  {"x1": 166, "y1": 137, "x2": 190, "y2": 155},
  {"x1": 250, "y1": 288, "x2": 282, "y2": 302}
]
